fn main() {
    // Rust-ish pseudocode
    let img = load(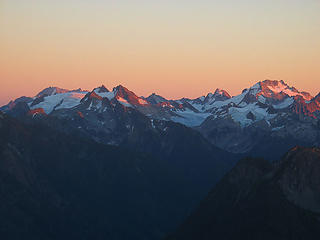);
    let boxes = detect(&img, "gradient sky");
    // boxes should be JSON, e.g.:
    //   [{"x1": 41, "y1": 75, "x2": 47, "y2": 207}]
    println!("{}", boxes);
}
[{"x1": 1, "y1": 0, "x2": 319, "y2": 105}]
